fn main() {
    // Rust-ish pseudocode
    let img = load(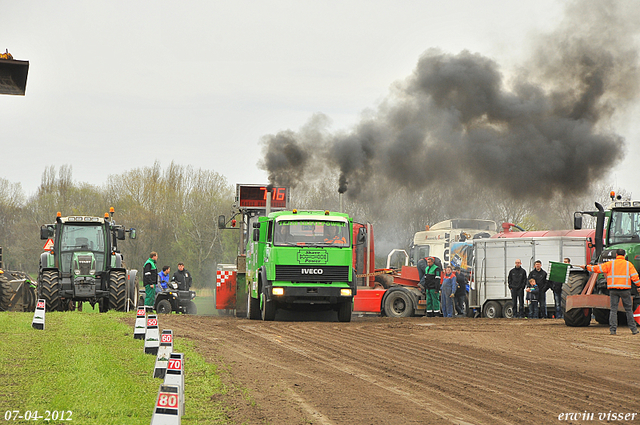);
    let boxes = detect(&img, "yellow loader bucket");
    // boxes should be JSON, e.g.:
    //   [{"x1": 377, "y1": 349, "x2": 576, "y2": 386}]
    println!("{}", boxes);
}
[{"x1": 0, "y1": 57, "x2": 29, "y2": 95}]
